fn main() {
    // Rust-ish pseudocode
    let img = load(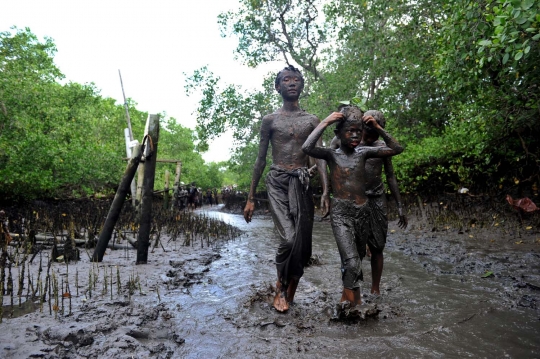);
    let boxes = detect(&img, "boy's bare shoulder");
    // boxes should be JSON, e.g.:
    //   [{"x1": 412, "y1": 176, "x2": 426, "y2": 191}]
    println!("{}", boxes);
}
[
  {"x1": 262, "y1": 113, "x2": 278, "y2": 122},
  {"x1": 305, "y1": 112, "x2": 319, "y2": 123}
]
